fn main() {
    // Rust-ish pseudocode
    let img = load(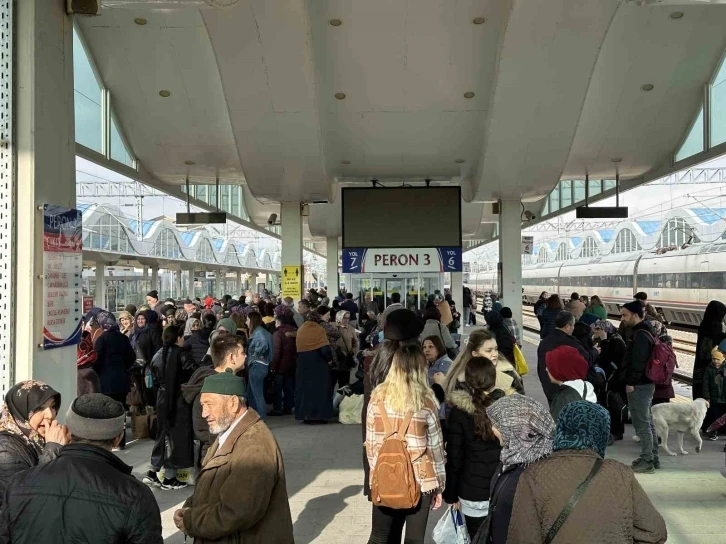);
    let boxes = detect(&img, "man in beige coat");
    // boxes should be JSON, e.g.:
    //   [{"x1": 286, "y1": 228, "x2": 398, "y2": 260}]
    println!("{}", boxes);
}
[{"x1": 174, "y1": 370, "x2": 293, "y2": 544}]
